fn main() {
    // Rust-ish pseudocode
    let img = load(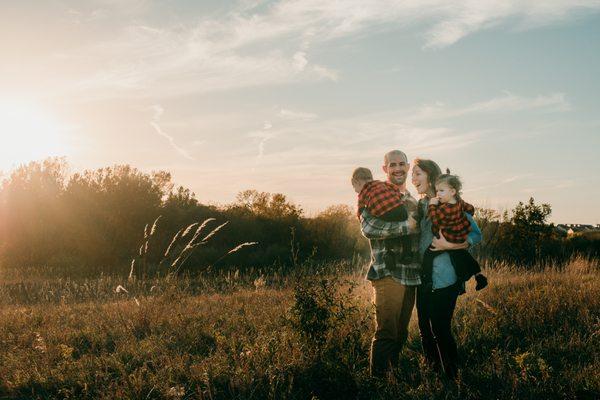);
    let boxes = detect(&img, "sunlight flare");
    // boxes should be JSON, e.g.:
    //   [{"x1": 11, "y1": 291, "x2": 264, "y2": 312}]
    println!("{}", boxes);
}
[{"x1": 0, "y1": 99, "x2": 72, "y2": 169}]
